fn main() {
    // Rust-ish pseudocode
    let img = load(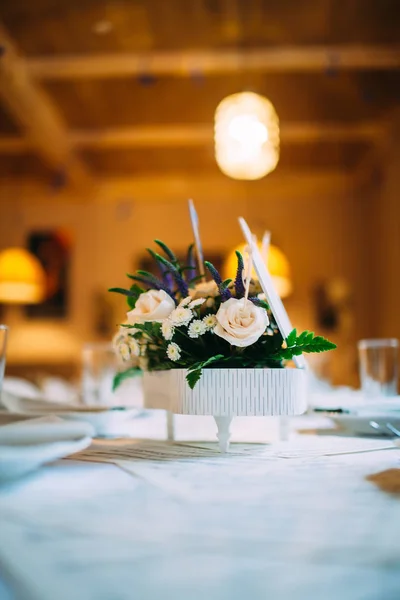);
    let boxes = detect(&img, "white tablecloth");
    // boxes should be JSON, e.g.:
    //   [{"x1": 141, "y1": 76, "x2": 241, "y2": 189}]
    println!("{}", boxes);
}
[{"x1": 1, "y1": 426, "x2": 400, "y2": 600}]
